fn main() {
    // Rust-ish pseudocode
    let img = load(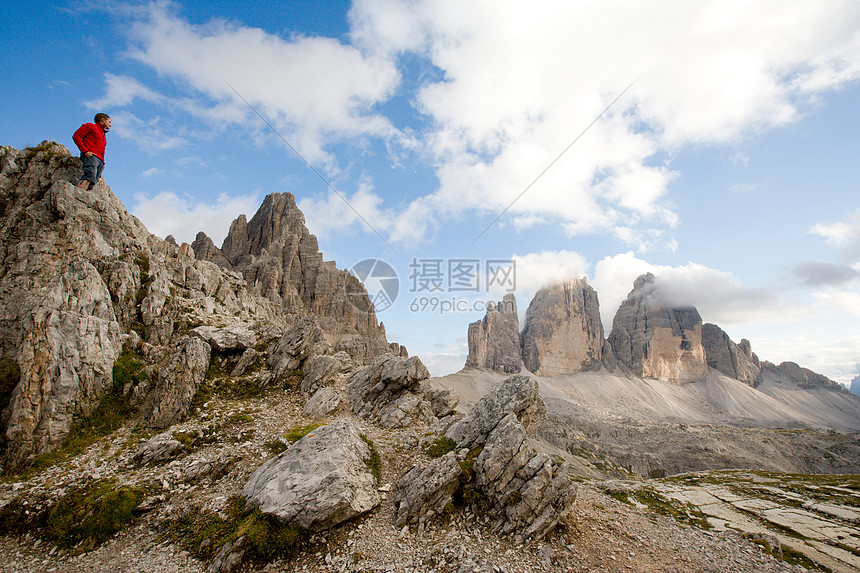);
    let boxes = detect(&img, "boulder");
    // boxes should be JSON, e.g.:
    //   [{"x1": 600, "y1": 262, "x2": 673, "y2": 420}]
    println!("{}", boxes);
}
[
  {"x1": 142, "y1": 336, "x2": 211, "y2": 429},
  {"x1": 347, "y1": 354, "x2": 435, "y2": 428},
  {"x1": 303, "y1": 386, "x2": 344, "y2": 418},
  {"x1": 520, "y1": 278, "x2": 603, "y2": 375},
  {"x1": 445, "y1": 374, "x2": 546, "y2": 448},
  {"x1": 475, "y1": 413, "x2": 575, "y2": 542},
  {"x1": 133, "y1": 430, "x2": 184, "y2": 465},
  {"x1": 242, "y1": 418, "x2": 380, "y2": 531},
  {"x1": 300, "y1": 353, "x2": 350, "y2": 395},
  {"x1": 607, "y1": 273, "x2": 707, "y2": 383},
  {"x1": 465, "y1": 293, "x2": 522, "y2": 373},
  {"x1": 399, "y1": 374, "x2": 574, "y2": 542},
  {"x1": 394, "y1": 452, "x2": 462, "y2": 527},
  {"x1": 267, "y1": 316, "x2": 333, "y2": 382}
]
